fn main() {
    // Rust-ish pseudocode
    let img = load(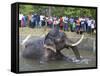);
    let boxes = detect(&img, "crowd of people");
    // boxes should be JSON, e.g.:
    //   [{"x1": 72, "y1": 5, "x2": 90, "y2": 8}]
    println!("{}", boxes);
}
[{"x1": 19, "y1": 12, "x2": 96, "y2": 34}]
